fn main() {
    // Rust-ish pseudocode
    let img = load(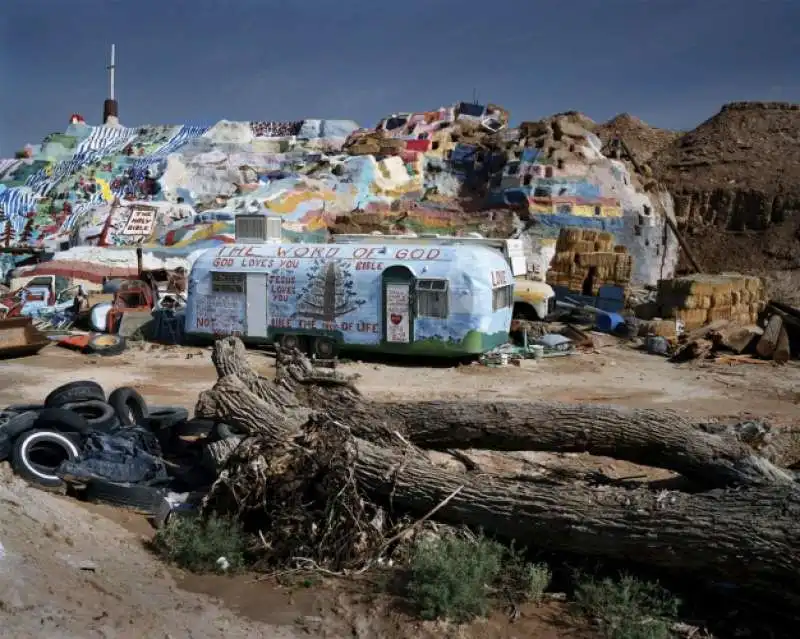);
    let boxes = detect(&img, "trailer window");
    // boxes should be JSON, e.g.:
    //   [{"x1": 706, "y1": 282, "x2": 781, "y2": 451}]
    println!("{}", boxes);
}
[
  {"x1": 492, "y1": 285, "x2": 514, "y2": 311},
  {"x1": 211, "y1": 272, "x2": 246, "y2": 294},
  {"x1": 415, "y1": 279, "x2": 448, "y2": 318}
]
